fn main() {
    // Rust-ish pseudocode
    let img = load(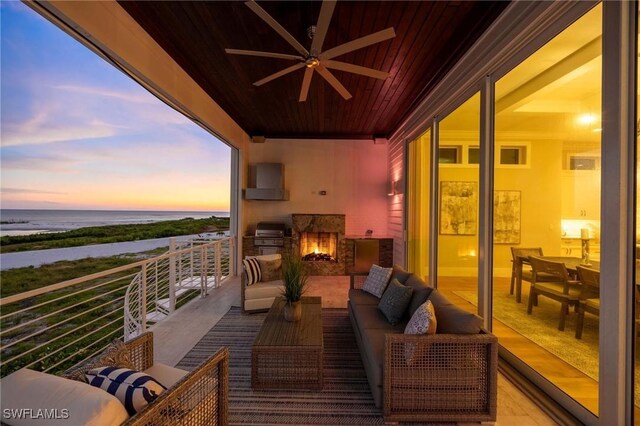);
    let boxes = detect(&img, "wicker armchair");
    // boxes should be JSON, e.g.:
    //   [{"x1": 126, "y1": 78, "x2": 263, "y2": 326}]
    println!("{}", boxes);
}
[{"x1": 121, "y1": 332, "x2": 229, "y2": 426}]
